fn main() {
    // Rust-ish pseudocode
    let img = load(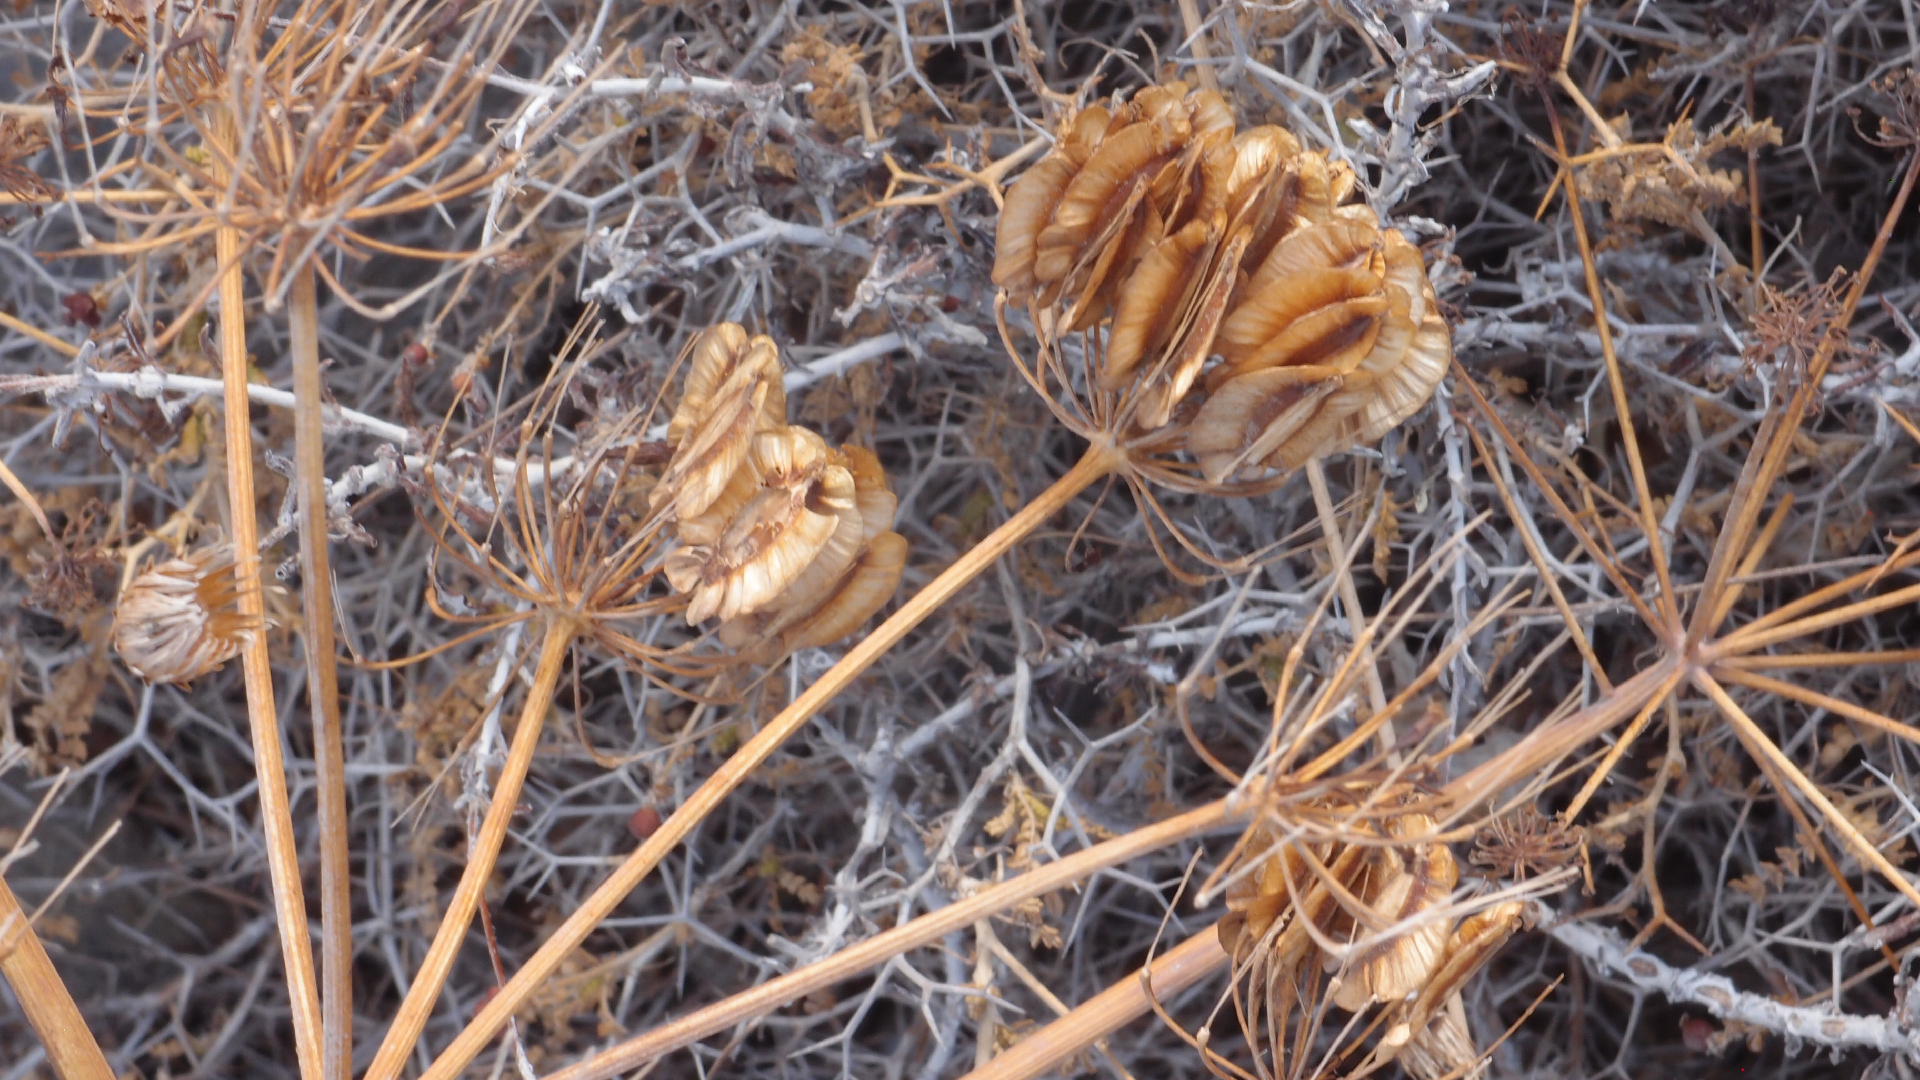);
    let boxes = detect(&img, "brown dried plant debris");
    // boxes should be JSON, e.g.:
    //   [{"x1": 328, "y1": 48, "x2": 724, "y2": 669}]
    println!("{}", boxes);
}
[
  {"x1": 779, "y1": 29, "x2": 902, "y2": 141},
  {"x1": 1470, "y1": 806, "x2": 1588, "y2": 883},
  {"x1": 0, "y1": 116, "x2": 53, "y2": 202},
  {"x1": 20, "y1": 643, "x2": 110, "y2": 773},
  {"x1": 109, "y1": 541, "x2": 261, "y2": 686},
  {"x1": 993, "y1": 80, "x2": 1451, "y2": 488},
  {"x1": 657, "y1": 323, "x2": 906, "y2": 662},
  {"x1": 1742, "y1": 268, "x2": 1876, "y2": 397},
  {"x1": 1574, "y1": 114, "x2": 1782, "y2": 231},
  {"x1": 1215, "y1": 803, "x2": 1527, "y2": 1080}
]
